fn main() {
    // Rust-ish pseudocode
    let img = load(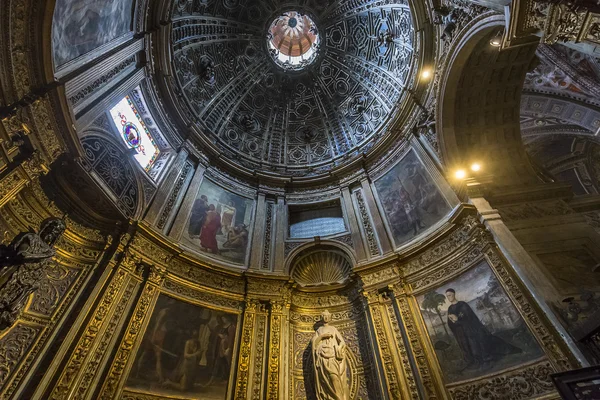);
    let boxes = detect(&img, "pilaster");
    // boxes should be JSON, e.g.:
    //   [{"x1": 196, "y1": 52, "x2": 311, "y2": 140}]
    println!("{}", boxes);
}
[
  {"x1": 341, "y1": 186, "x2": 367, "y2": 262},
  {"x1": 266, "y1": 300, "x2": 289, "y2": 400},
  {"x1": 144, "y1": 148, "x2": 190, "y2": 227},
  {"x1": 44, "y1": 249, "x2": 144, "y2": 400},
  {"x1": 97, "y1": 264, "x2": 166, "y2": 400},
  {"x1": 468, "y1": 187, "x2": 589, "y2": 366},
  {"x1": 273, "y1": 196, "x2": 287, "y2": 273},
  {"x1": 360, "y1": 178, "x2": 393, "y2": 254},
  {"x1": 249, "y1": 193, "x2": 267, "y2": 270},
  {"x1": 168, "y1": 162, "x2": 207, "y2": 241},
  {"x1": 361, "y1": 290, "x2": 398, "y2": 400}
]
